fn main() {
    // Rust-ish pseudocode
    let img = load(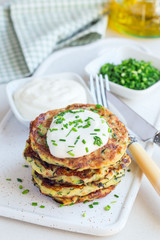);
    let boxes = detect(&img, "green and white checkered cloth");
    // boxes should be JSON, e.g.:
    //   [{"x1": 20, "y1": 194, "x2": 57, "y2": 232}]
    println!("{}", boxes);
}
[{"x1": 0, "y1": 0, "x2": 108, "y2": 83}]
